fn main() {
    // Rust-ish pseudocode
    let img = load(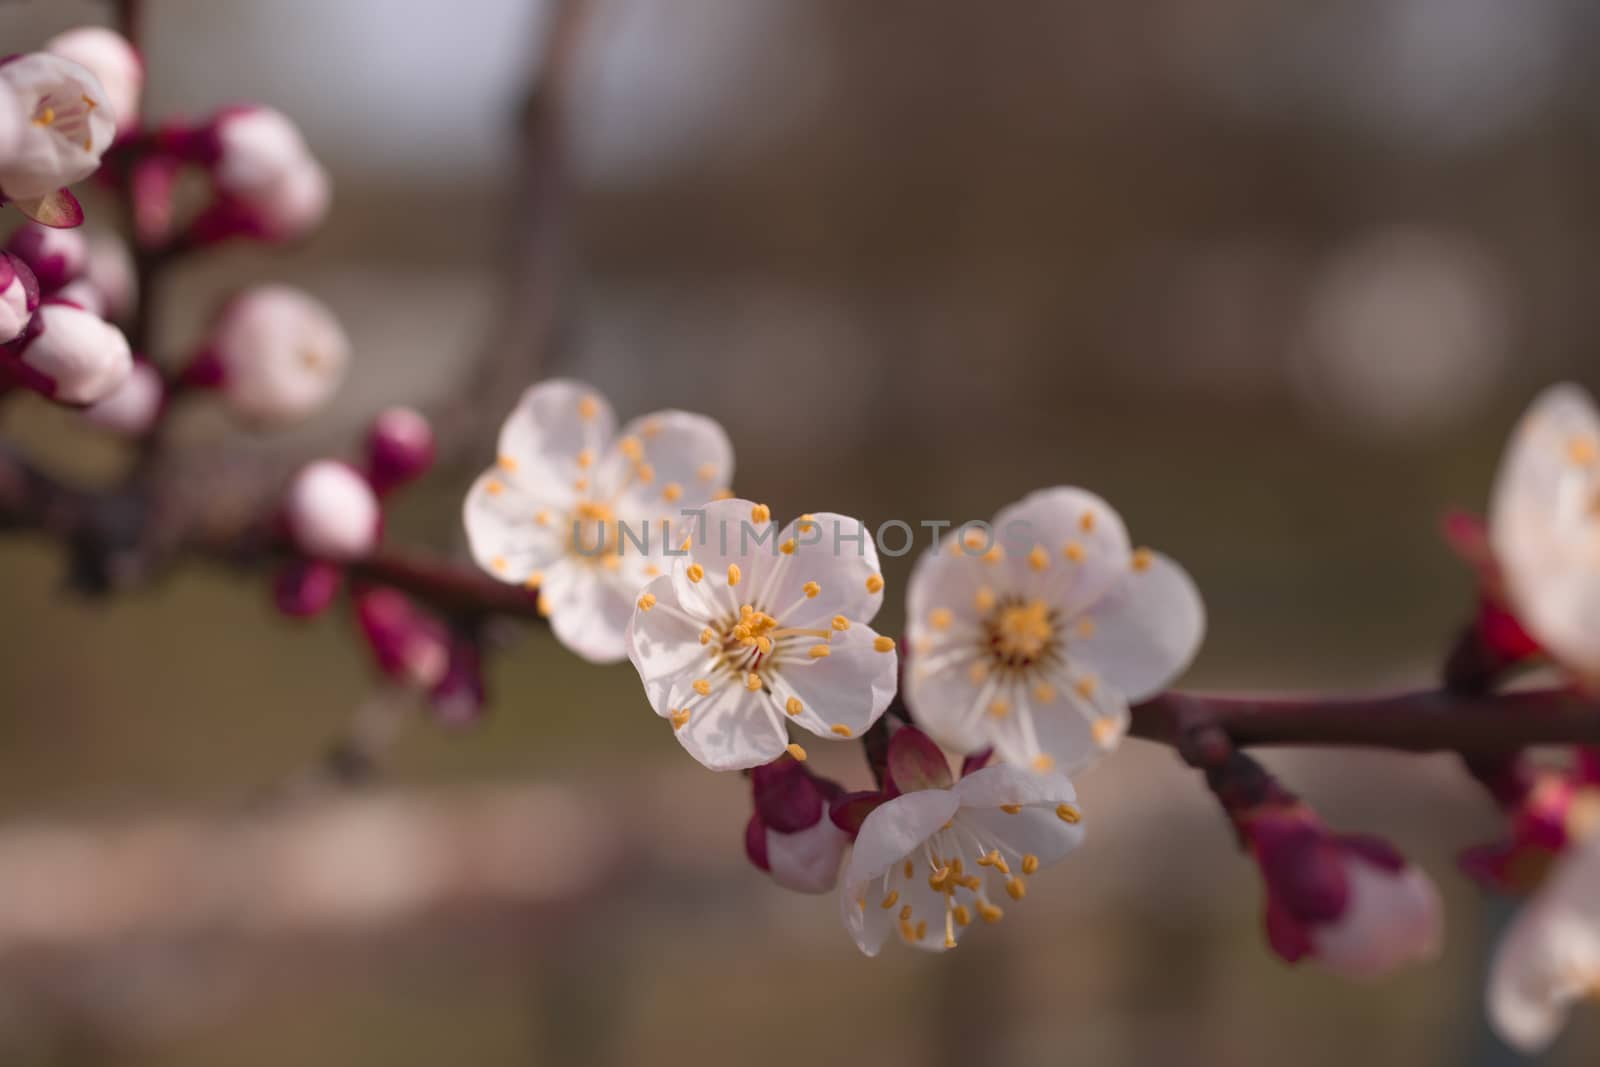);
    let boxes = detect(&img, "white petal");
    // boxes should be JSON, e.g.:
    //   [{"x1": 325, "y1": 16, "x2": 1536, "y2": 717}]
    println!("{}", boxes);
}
[
  {"x1": 953, "y1": 765, "x2": 1085, "y2": 866},
  {"x1": 462, "y1": 469, "x2": 568, "y2": 584},
  {"x1": 1311, "y1": 859, "x2": 1442, "y2": 980},
  {"x1": 993, "y1": 487, "x2": 1132, "y2": 616},
  {"x1": 1489, "y1": 383, "x2": 1600, "y2": 679},
  {"x1": 626, "y1": 573, "x2": 712, "y2": 712},
  {"x1": 977, "y1": 665, "x2": 1129, "y2": 775},
  {"x1": 770, "y1": 624, "x2": 897, "y2": 741},
  {"x1": 907, "y1": 534, "x2": 997, "y2": 633},
  {"x1": 766, "y1": 818, "x2": 849, "y2": 895},
  {"x1": 1488, "y1": 836, "x2": 1600, "y2": 1053},
  {"x1": 902, "y1": 638, "x2": 994, "y2": 756},
  {"x1": 760, "y1": 512, "x2": 886, "y2": 628},
  {"x1": 670, "y1": 497, "x2": 784, "y2": 619},
  {"x1": 497, "y1": 379, "x2": 616, "y2": 494},
  {"x1": 603, "y1": 409, "x2": 734, "y2": 518},
  {"x1": 1069, "y1": 552, "x2": 1206, "y2": 703},
  {"x1": 839, "y1": 789, "x2": 962, "y2": 956},
  {"x1": 666, "y1": 675, "x2": 788, "y2": 771},
  {"x1": 538, "y1": 560, "x2": 636, "y2": 664}
]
